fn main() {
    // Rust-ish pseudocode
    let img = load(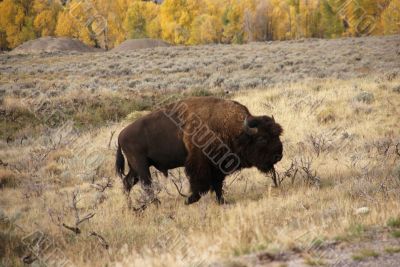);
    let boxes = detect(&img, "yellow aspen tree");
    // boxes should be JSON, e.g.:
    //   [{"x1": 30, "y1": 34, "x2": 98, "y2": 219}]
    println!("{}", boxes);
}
[
  {"x1": 124, "y1": 1, "x2": 147, "y2": 39},
  {"x1": 0, "y1": 0, "x2": 34, "y2": 48},
  {"x1": 160, "y1": 0, "x2": 203, "y2": 44},
  {"x1": 144, "y1": 2, "x2": 162, "y2": 39},
  {"x1": 381, "y1": 0, "x2": 400, "y2": 34},
  {"x1": 189, "y1": 14, "x2": 222, "y2": 44},
  {"x1": 33, "y1": 0, "x2": 61, "y2": 36},
  {"x1": 106, "y1": 0, "x2": 130, "y2": 47},
  {"x1": 55, "y1": 6, "x2": 95, "y2": 46},
  {"x1": 269, "y1": 0, "x2": 290, "y2": 40},
  {"x1": 222, "y1": 0, "x2": 245, "y2": 44}
]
